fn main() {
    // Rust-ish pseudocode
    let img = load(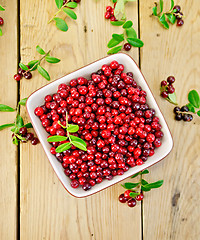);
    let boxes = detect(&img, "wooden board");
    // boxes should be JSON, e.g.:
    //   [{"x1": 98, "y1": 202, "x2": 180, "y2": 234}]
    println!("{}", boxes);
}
[
  {"x1": 140, "y1": 0, "x2": 200, "y2": 239},
  {"x1": 0, "y1": 0, "x2": 18, "y2": 239},
  {"x1": 20, "y1": 1, "x2": 141, "y2": 239}
]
